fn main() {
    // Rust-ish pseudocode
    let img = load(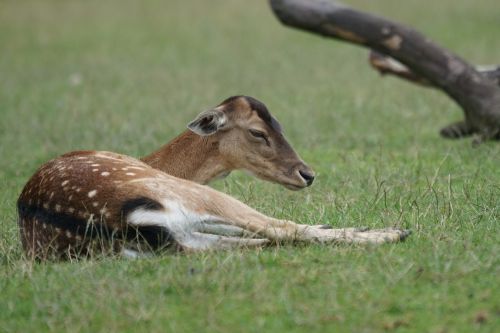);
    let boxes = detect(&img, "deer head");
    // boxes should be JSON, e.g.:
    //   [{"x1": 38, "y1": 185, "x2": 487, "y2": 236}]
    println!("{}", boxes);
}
[{"x1": 187, "y1": 96, "x2": 315, "y2": 190}]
